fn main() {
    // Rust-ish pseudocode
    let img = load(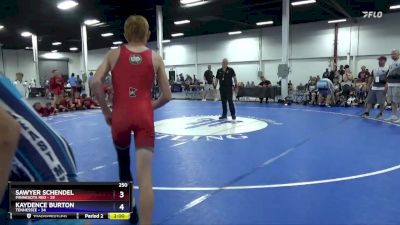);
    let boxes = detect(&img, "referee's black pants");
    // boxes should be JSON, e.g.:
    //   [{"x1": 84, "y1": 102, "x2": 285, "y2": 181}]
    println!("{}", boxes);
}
[{"x1": 220, "y1": 88, "x2": 235, "y2": 116}]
